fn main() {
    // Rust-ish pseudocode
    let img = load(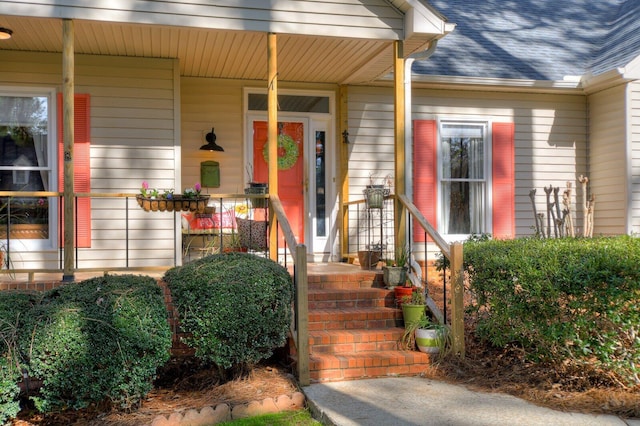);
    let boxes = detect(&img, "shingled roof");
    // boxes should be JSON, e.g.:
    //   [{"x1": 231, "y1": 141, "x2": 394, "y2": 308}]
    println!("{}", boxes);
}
[{"x1": 414, "y1": 0, "x2": 640, "y2": 81}]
